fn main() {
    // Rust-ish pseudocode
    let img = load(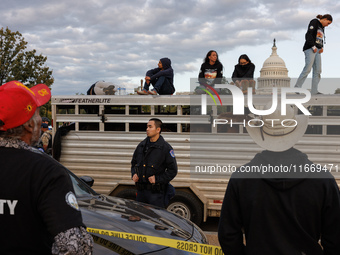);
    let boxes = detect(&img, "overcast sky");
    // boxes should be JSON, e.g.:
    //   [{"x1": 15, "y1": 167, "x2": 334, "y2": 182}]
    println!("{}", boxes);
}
[{"x1": 1, "y1": 0, "x2": 340, "y2": 95}]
